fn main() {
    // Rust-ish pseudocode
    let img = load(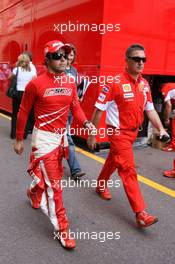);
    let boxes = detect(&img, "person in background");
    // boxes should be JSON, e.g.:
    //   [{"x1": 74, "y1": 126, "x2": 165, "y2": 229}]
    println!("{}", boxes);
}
[
  {"x1": 9, "y1": 53, "x2": 37, "y2": 139},
  {"x1": 161, "y1": 83, "x2": 175, "y2": 178},
  {"x1": 161, "y1": 83, "x2": 175, "y2": 152},
  {"x1": 88, "y1": 44, "x2": 168, "y2": 228},
  {"x1": 23, "y1": 51, "x2": 37, "y2": 75},
  {"x1": 65, "y1": 44, "x2": 86, "y2": 180},
  {"x1": 163, "y1": 159, "x2": 175, "y2": 178}
]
